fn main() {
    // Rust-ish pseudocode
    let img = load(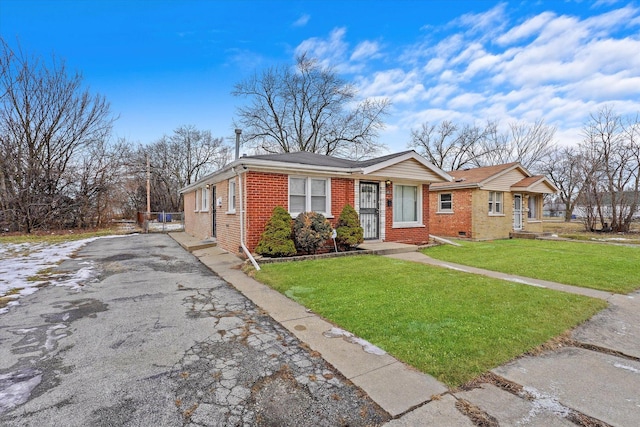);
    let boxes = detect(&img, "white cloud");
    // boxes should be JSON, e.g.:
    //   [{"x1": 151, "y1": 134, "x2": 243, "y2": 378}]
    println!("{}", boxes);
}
[
  {"x1": 357, "y1": 69, "x2": 425, "y2": 103},
  {"x1": 294, "y1": 3, "x2": 640, "y2": 151},
  {"x1": 454, "y1": 2, "x2": 508, "y2": 38},
  {"x1": 350, "y1": 40, "x2": 381, "y2": 61},
  {"x1": 293, "y1": 14, "x2": 310, "y2": 27},
  {"x1": 497, "y1": 11, "x2": 556, "y2": 45},
  {"x1": 447, "y1": 92, "x2": 485, "y2": 109},
  {"x1": 296, "y1": 28, "x2": 385, "y2": 74}
]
